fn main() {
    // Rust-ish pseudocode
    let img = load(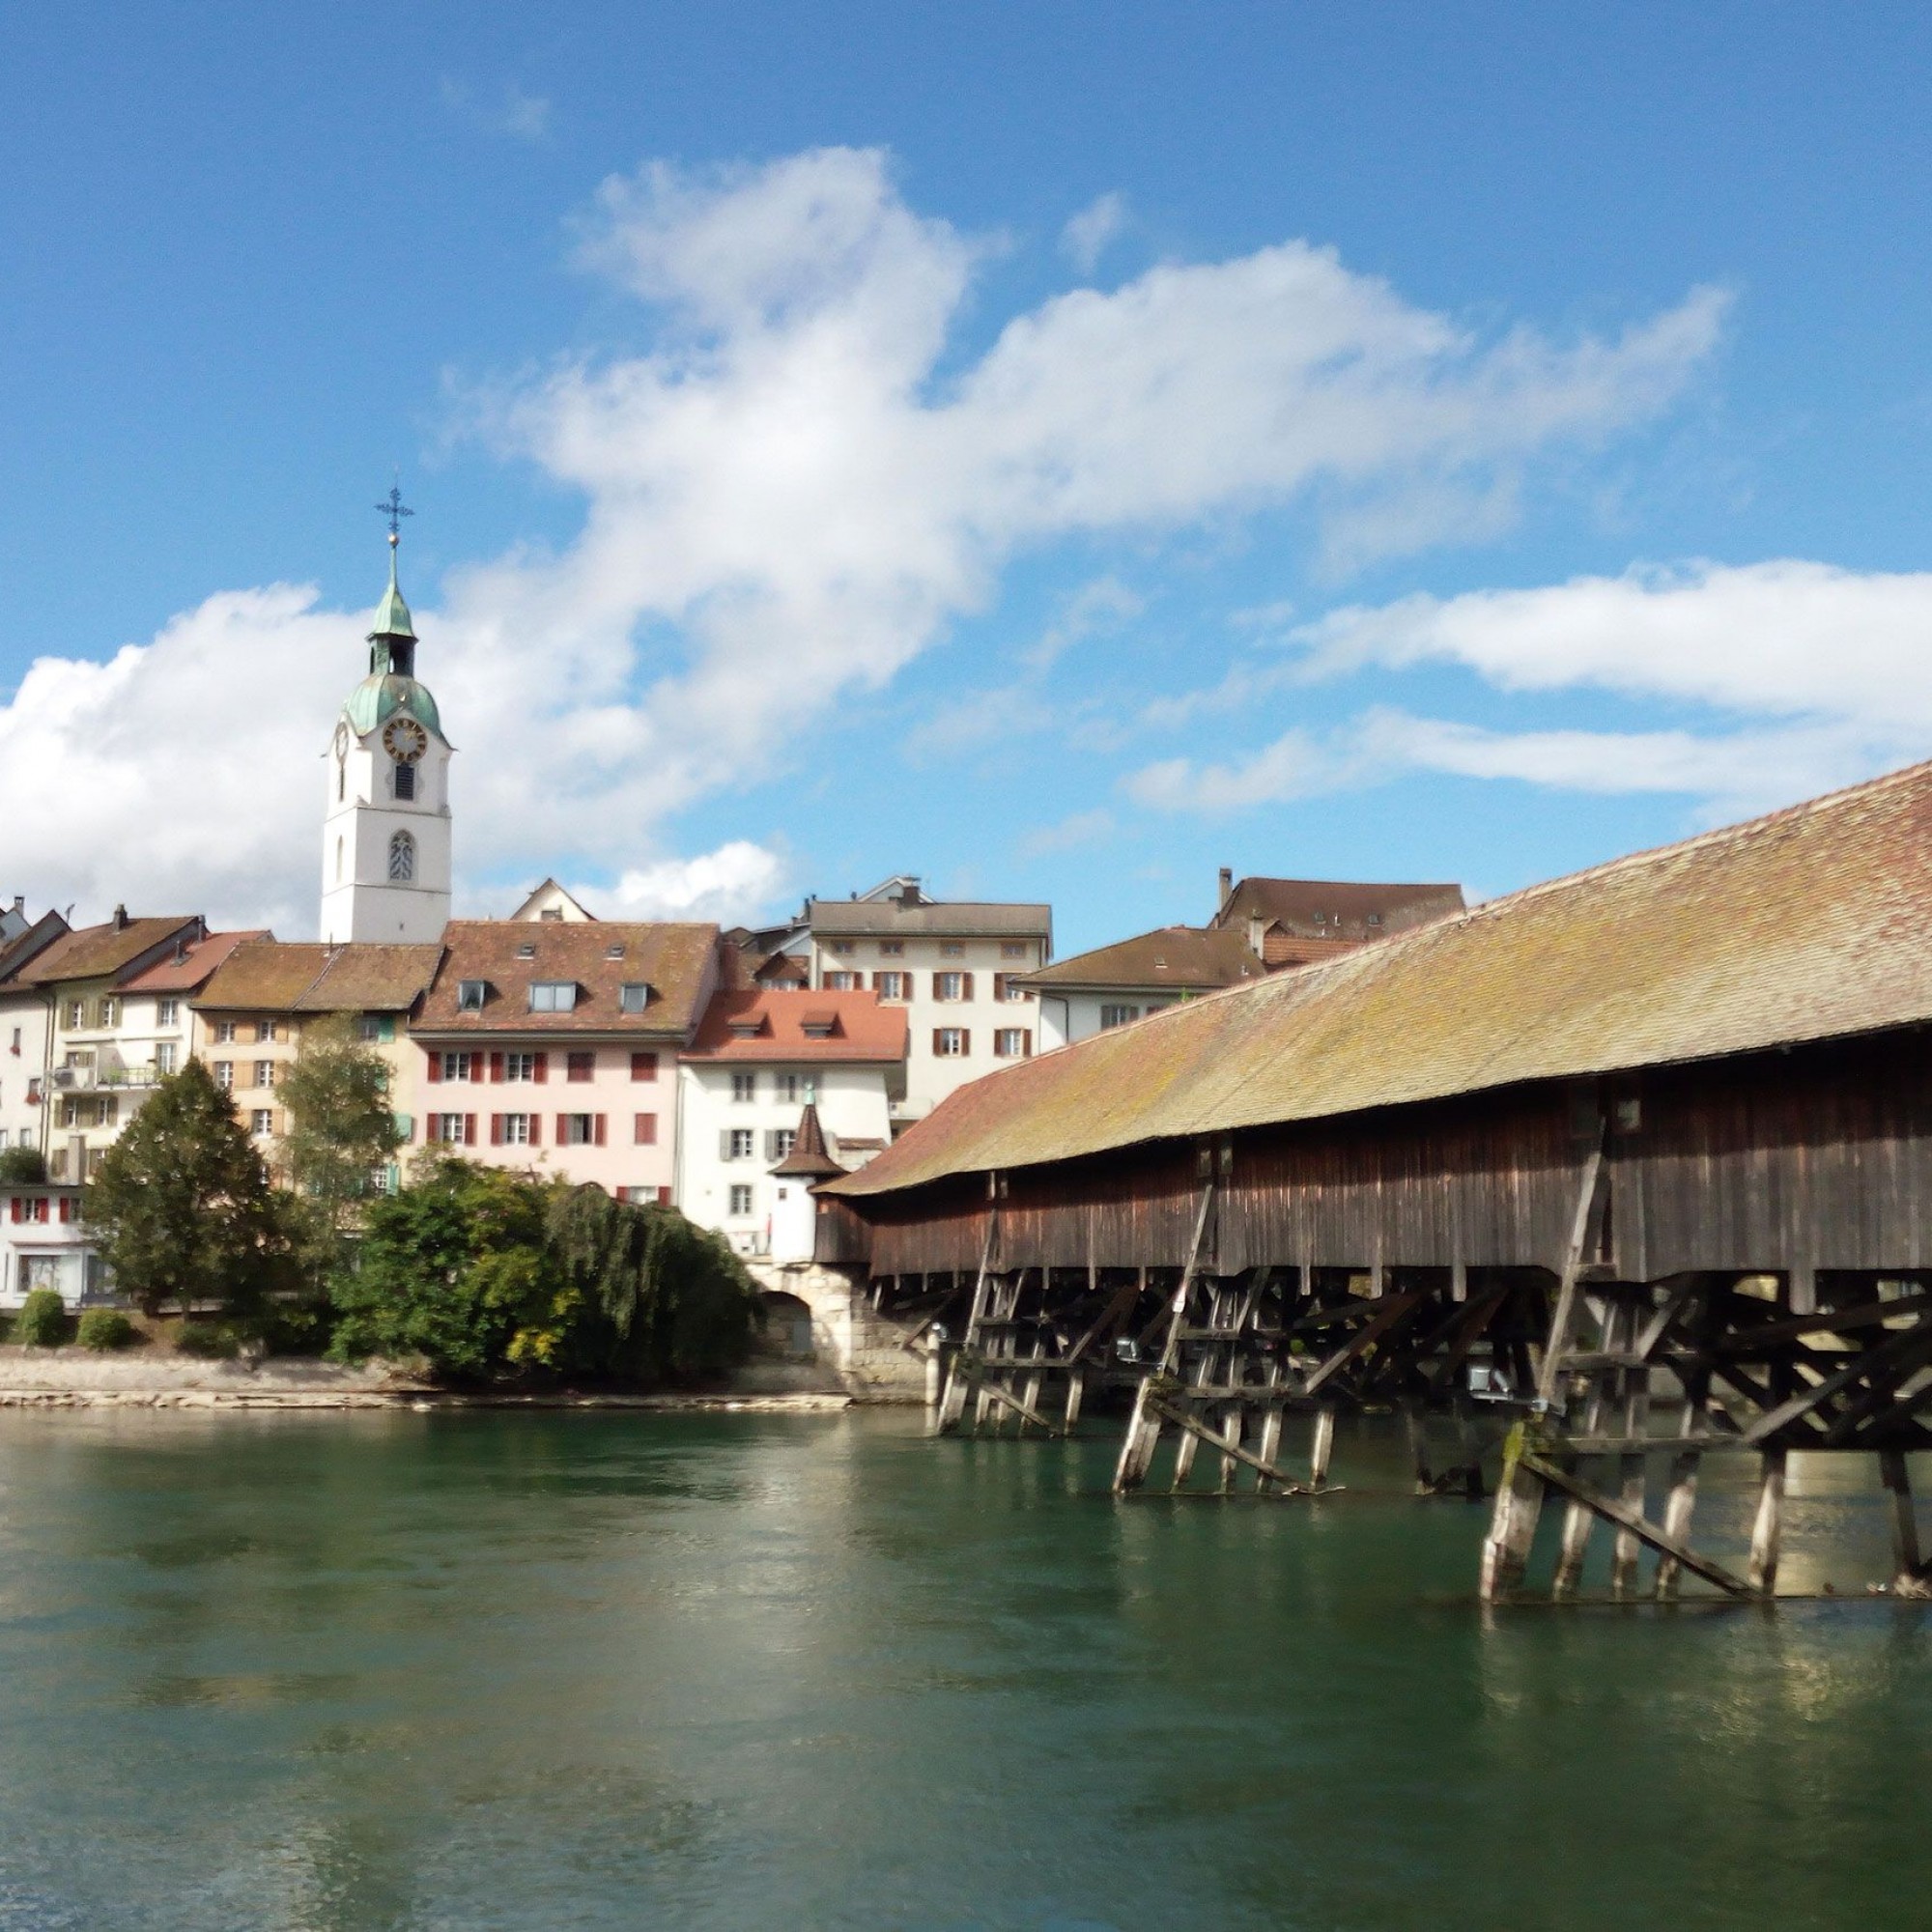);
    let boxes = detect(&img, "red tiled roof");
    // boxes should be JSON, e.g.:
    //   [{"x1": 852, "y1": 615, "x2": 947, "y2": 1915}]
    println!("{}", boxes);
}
[
  {"x1": 124, "y1": 929, "x2": 268, "y2": 993},
  {"x1": 684, "y1": 988, "x2": 909, "y2": 1063},
  {"x1": 20, "y1": 918, "x2": 203, "y2": 985},
  {"x1": 414, "y1": 922, "x2": 719, "y2": 1037},
  {"x1": 1018, "y1": 924, "x2": 1268, "y2": 993}
]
